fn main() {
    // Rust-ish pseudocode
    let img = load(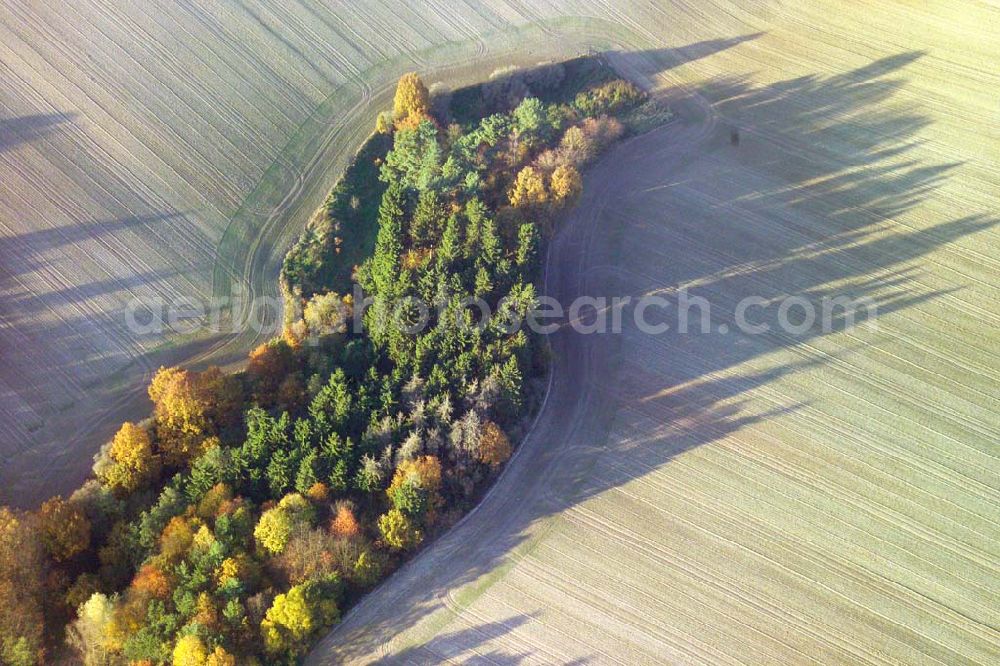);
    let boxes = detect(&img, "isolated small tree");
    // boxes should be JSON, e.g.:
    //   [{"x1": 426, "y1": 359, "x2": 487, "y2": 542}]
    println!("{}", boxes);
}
[{"x1": 393, "y1": 72, "x2": 431, "y2": 126}]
